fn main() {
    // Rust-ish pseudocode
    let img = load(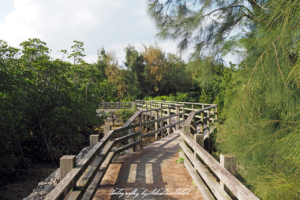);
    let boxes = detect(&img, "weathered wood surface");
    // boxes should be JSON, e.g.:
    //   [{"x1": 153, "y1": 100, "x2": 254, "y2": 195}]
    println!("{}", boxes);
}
[
  {"x1": 180, "y1": 141, "x2": 232, "y2": 200},
  {"x1": 179, "y1": 128, "x2": 260, "y2": 200},
  {"x1": 93, "y1": 131, "x2": 204, "y2": 200},
  {"x1": 139, "y1": 108, "x2": 210, "y2": 138},
  {"x1": 179, "y1": 152, "x2": 215, "y2": 200},
  {"x1": 47, "y1": 100, "x2": 262, "y2": 200}
]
